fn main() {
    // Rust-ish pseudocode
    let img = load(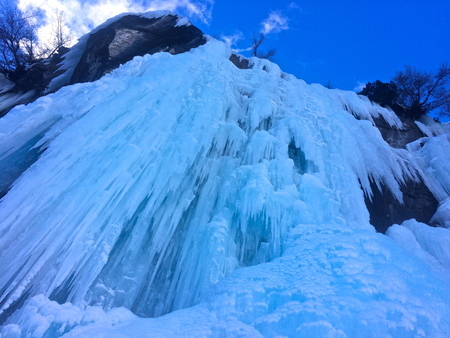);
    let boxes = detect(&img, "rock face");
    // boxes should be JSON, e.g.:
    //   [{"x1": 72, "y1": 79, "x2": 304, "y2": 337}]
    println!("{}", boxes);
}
[
  {"x1": 229, "y1": 53, "x2": 250, "y2": 69},
  {"x1": 366, "y1": 115, "x2": 439, "y2": 233},
  {"x1": 365, "y1": 180, "x2": 439, "y2": 234},
  {"x1": 0, "y1": 13, "x2": 251, "y2": 117},
  {"x1": 0, "y1": 14, "x2": 206, "y2": 117},
  {"x1": 373, "y1": 115, "x2": 426, "y2": 149},
  {"x1": 0, "y1": 49, "x2": 68, "y2": 117},
  {"x1": 69, "y1": 15, "x2": 206, "y2": 84}
]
